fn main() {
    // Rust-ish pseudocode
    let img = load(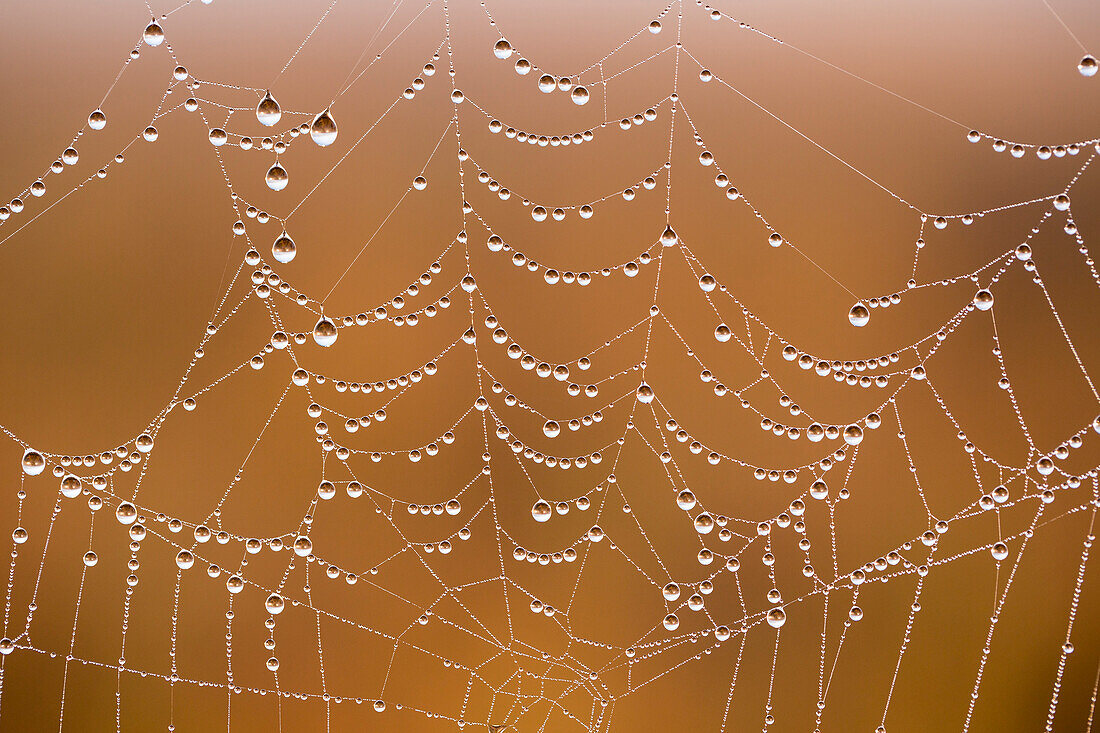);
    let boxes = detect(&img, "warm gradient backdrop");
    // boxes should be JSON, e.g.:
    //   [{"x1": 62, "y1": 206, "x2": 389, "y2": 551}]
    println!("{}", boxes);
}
[{"x1": 0, "y1": 0, "x2": 1098, "y2": 731}]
